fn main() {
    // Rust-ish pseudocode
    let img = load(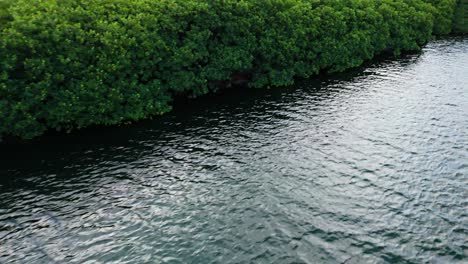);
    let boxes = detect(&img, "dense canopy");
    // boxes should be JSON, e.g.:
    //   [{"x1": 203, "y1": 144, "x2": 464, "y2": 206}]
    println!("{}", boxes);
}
[{"x1": 0, "y1": 0, "x2": 458, "y2": 140}]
